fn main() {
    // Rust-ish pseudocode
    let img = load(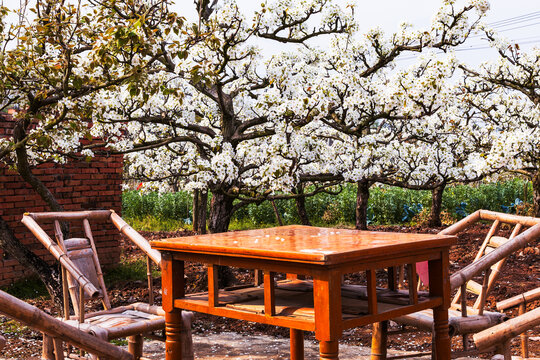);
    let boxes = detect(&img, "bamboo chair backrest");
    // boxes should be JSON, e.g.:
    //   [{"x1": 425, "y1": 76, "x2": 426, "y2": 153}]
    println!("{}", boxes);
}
[
  {"x1": 442, "y1": 210, "x2": 540, "y2": 313},
  {"x1": 22, "y1": 210, "x2": 160, "y2": 316},
  {"x1": 52, "y1": 217, "x2": 111, "y2": 318}
]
